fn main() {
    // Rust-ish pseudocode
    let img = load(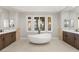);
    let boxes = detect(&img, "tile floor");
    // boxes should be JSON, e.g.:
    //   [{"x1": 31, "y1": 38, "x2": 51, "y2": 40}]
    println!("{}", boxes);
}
[{"x1": 1, "y1": 38, "x2": 79, "y2": 52}]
